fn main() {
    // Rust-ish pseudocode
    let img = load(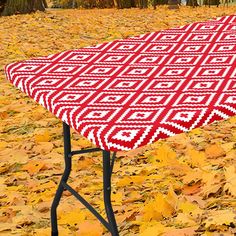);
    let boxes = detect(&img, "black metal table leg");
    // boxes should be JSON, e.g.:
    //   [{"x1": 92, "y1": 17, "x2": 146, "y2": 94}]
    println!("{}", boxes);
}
[
  {"x1": 50, "y1": 122, "x2": 119, "y2": 236},
  {"x1": 51, "y1": 123, "x2": 72, "y2": 236},
  {"x1": 103, "y1": 150, "x2": 119, "y2": 236}
]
